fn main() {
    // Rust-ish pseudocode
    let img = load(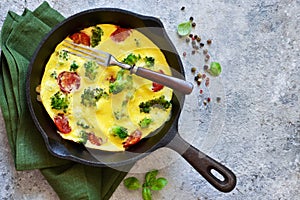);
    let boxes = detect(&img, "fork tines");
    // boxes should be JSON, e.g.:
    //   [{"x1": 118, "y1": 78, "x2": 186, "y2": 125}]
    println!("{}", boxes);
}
[{"x1": 62, "y1": 40, "x2": 109, "y2": 66}]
